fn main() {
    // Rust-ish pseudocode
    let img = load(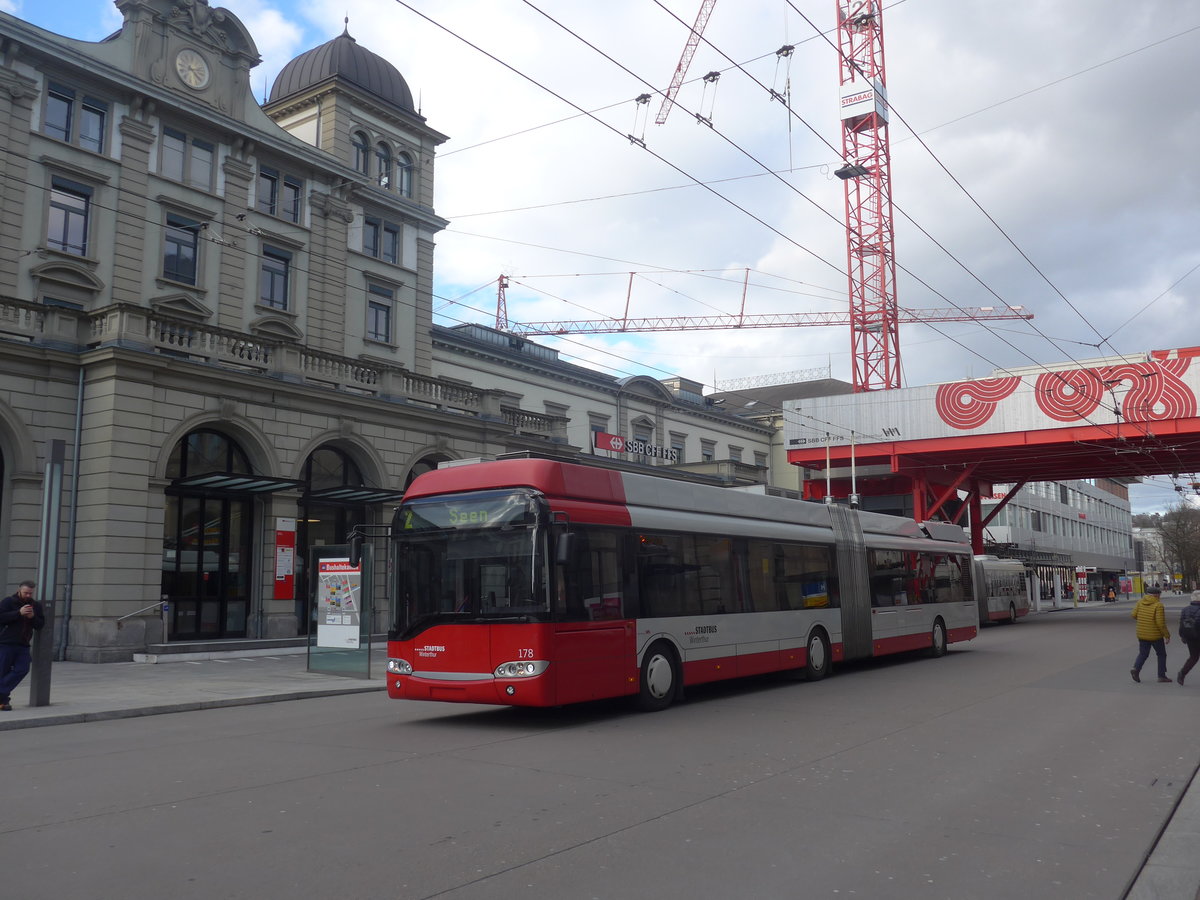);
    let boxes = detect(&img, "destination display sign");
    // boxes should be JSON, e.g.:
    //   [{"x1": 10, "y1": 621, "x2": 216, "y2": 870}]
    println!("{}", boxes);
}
[{"x1": 401, "y1": 492, "x2": 535, "y2": 531}]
